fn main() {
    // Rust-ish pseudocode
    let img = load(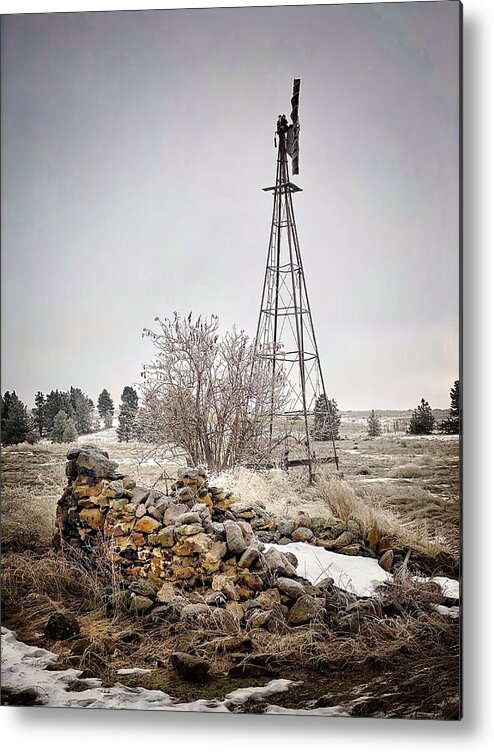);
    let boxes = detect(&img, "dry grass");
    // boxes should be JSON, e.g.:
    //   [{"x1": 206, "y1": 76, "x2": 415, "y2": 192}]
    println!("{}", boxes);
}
[
  {"x1": 390, "y1": 464, "x2": 429, "y2": 479},
  {"x1": 1, "y1": 484, "x2": 56, "y2": 552}
]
